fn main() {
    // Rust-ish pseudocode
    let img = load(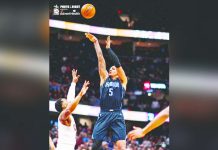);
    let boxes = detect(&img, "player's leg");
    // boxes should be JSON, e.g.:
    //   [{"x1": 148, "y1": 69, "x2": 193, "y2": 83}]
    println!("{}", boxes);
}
[
  {"x1": 92, "y1": 140, "x2": 102, "y2": 150},
  {"x1": 92, "y1": 112, "x2": 109, "y2": 150},
  {"x1": 110, "y1": 112, "x2": 126, "y2": 150},
  {"x1": 115, "y1": 140, "x2": 126, "y2": 150}
]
